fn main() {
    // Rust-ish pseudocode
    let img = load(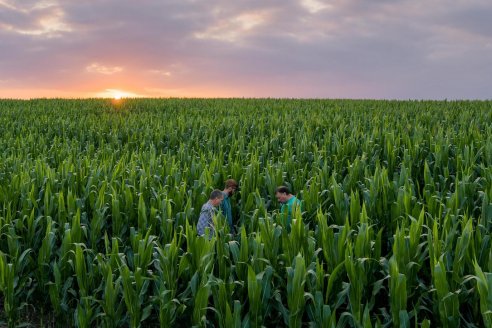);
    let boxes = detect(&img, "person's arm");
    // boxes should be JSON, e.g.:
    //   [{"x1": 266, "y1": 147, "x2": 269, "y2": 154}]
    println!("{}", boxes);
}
[
  {"x1": 207, "y1": 208, "x2": 216, "y2": 234},
  {"x1": 197, "y1": 212, "x2": 206, "y2": 235},
  {"x1": 219, "y1": 199, "x2": 225, "y2": 214}
]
